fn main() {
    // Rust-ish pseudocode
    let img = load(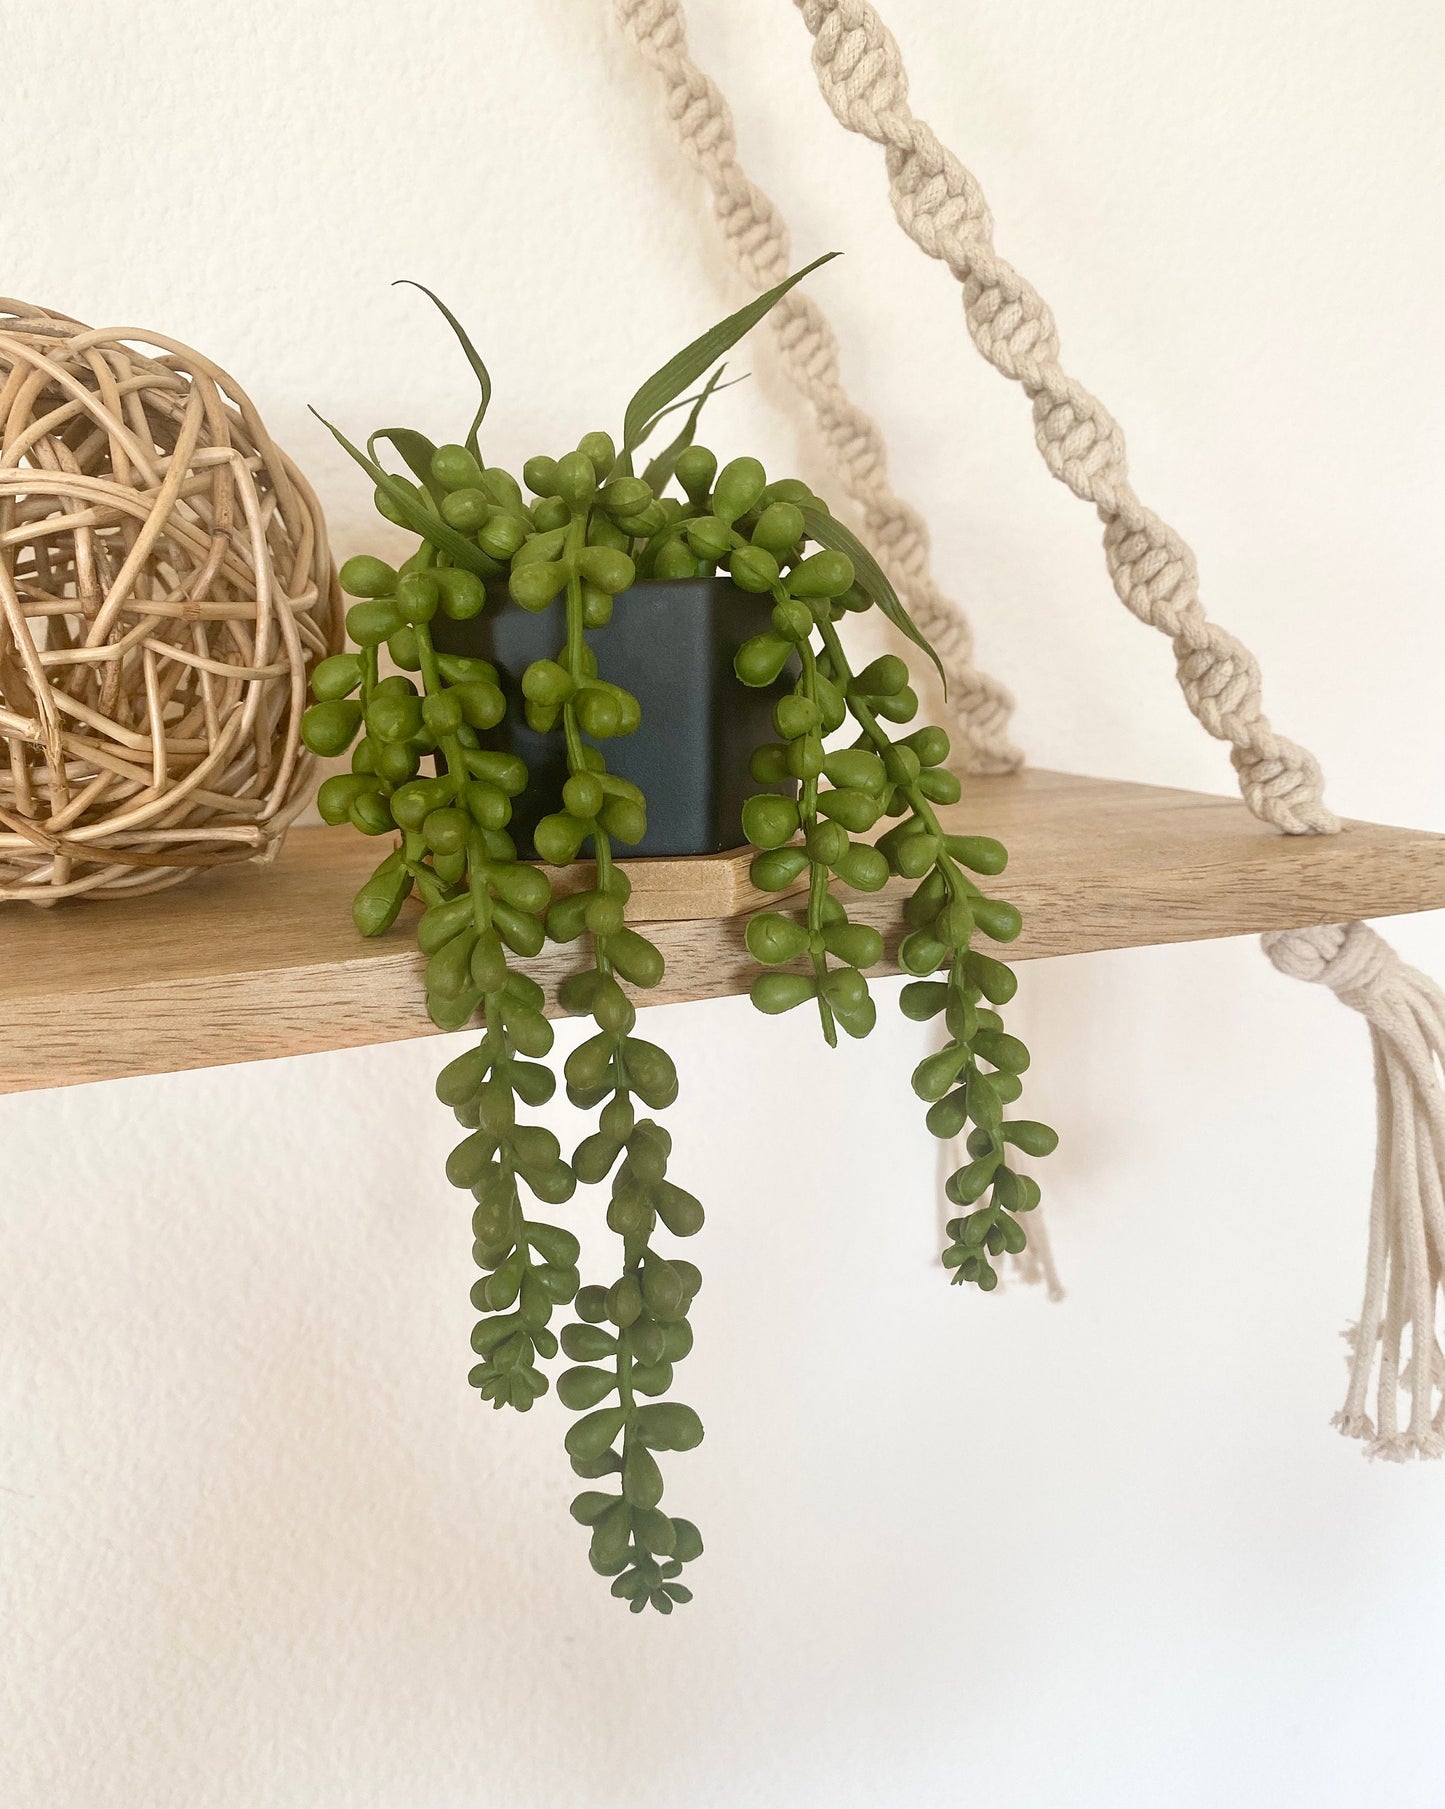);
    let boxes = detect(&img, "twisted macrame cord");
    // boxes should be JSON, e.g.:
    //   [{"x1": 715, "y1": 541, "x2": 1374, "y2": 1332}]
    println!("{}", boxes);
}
[
  {"x1": 790, "y1": 0, "x2": 1445, "y2": 1456},
  {"x1": 611, "y1": 0, "x2": 1020, "y2": 773},
  {"x1": 613, "y1": 0, "x2": 1445, "y2": 1453}
]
